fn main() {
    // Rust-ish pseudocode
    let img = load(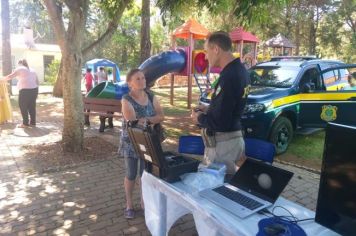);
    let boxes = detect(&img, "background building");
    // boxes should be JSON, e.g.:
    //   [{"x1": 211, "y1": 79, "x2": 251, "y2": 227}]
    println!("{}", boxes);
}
[{"x1": 0, "y1": 30, "x2": 61, "y2": 83}]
